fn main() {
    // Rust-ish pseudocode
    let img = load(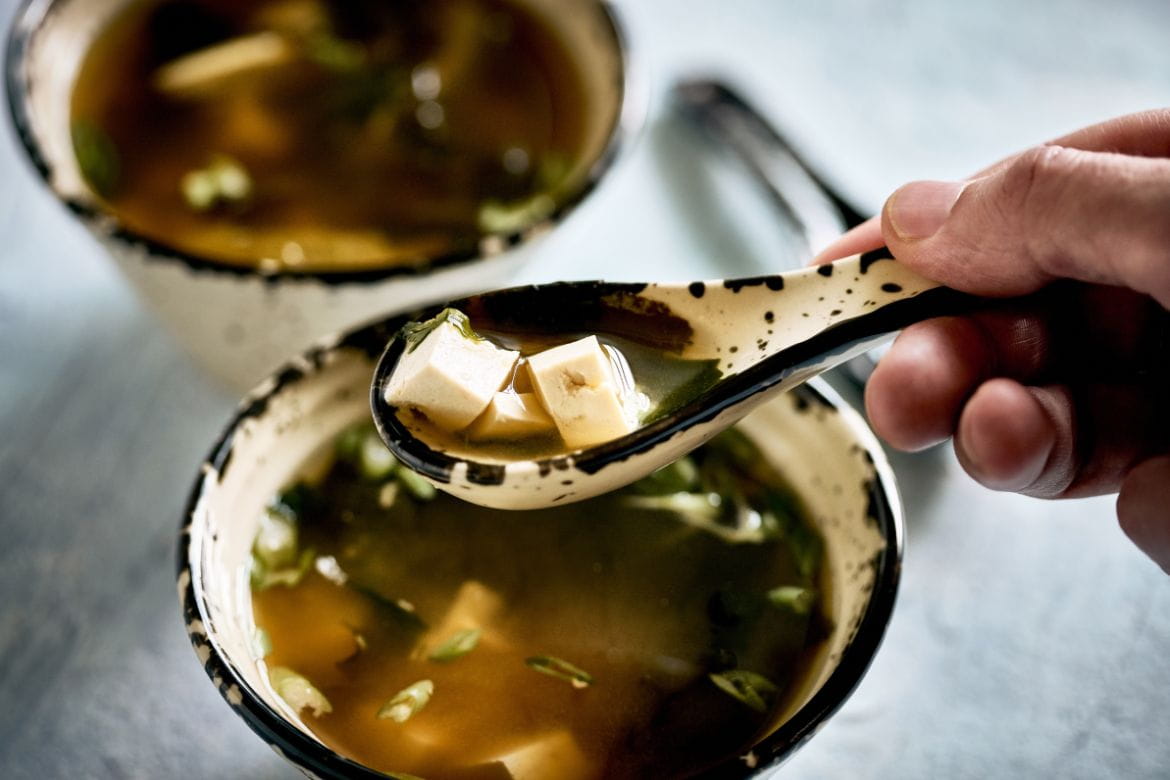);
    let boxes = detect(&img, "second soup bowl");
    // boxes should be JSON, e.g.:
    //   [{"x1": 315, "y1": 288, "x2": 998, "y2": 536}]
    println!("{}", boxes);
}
[{"x1": 6, "y1": 0, "x2": 640, "y2": 388}]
